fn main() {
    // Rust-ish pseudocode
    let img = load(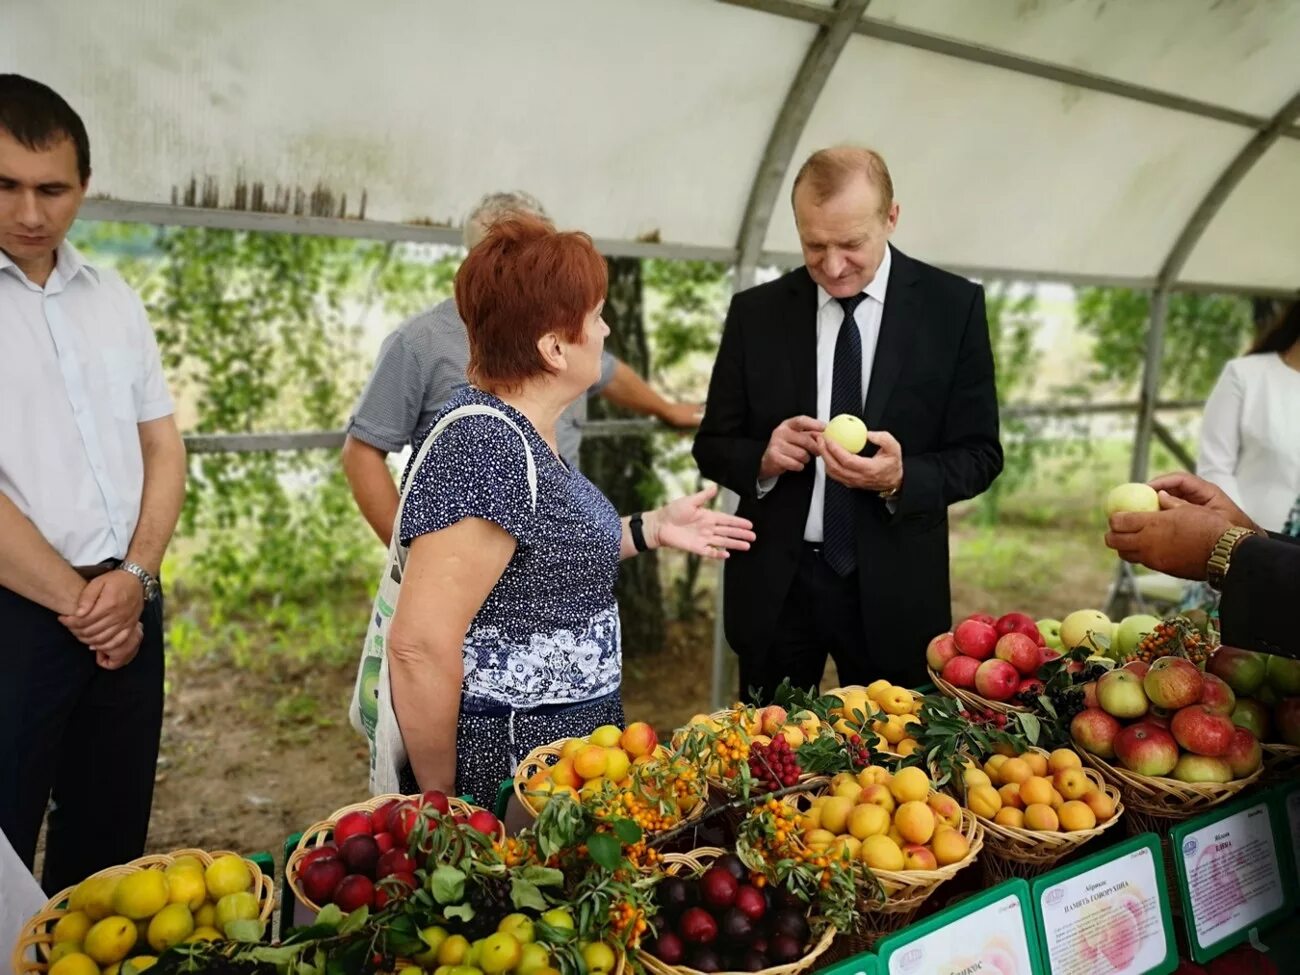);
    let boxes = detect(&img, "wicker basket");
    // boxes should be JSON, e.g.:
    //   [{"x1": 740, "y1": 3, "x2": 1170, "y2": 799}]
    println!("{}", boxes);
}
[
  {"x1": 1261, "y1": 742, "x2": 1300, "y2": 782},
  {"x1": 286, "y1": 793, "x2": 494, "y2": 914},
  {"x1": 512, "y1": 744, "x2": 709, "y2": 827},
  {"x1": 927, "y1": 667, "x2": 1028, "y2": 717},
  {"x1": 1078, "y1": 749, "x2": 1263, "y2": 820},
  {"x1": 958, "y1": 747, "x2": 1125, "y2": 881},
  {"x1": 12, "y1": 849, "x2": 273, "y2": 975},
  {"x1": 636, "y1": 847, "x2": 836, "y2": 975},
  {"x1": 857, "y1": 805, "x2": 983, "y2": 916}
]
